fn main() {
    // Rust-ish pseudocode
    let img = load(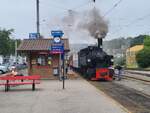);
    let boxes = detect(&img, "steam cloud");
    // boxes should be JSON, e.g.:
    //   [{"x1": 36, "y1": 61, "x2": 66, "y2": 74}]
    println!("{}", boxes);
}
[
  {"x1": 47, "y1": 7, "x2": 108, "y2": 43},
  {"x1": 78, "y1": 8, "x2": 108, "y2": 39},
  {"x1": 62, "y1": 10, "x2": 77, "y2": 27}
]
